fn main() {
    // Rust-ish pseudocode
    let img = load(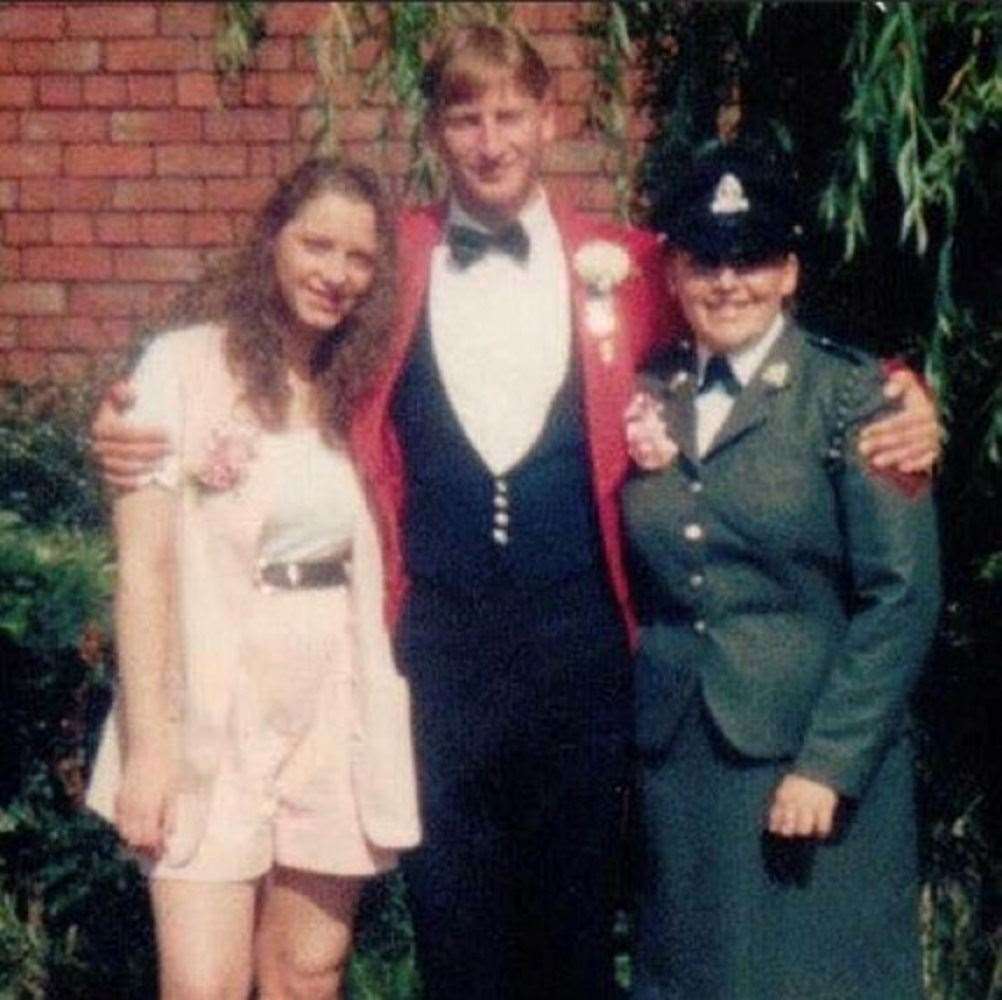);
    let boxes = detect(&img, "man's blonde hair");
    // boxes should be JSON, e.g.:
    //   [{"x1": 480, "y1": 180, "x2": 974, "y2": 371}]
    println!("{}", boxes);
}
[{"x1": 422, "y1": 24, "x2": 551, "y2": 118}]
